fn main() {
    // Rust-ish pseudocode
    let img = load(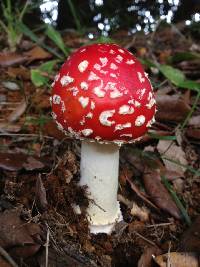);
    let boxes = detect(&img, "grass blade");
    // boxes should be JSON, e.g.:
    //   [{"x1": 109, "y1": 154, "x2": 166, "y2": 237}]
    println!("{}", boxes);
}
[
  {"x1": 161, "y1": 175, "x2": 191, "y2": 226},
  {"x1": 45, "y1": 25, "x2": 70, "y2": 56}
]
